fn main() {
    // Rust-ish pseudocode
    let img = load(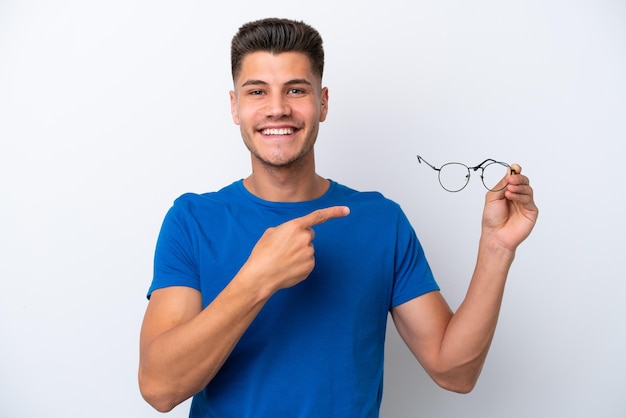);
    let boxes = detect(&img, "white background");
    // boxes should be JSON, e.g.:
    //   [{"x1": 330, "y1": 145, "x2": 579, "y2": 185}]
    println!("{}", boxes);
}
[{"x1": 1, "y1": 1, "x2": 625, "y2": 417}]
